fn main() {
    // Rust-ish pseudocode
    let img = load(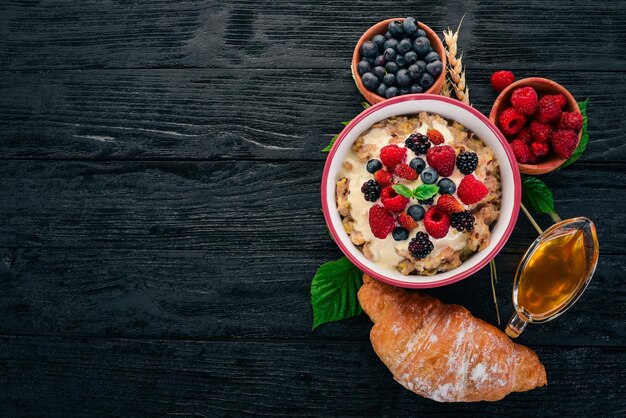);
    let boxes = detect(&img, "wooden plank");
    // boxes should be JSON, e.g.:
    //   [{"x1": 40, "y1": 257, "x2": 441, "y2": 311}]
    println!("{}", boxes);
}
[
  {"x1": 0, "y1": 247, "x2": 622, "y2": 346},
  {"x1": 0, "y1": 336, "x2": 624, "y2": 416},
  {"x1": 0, "y1": 69, "x2": 622, "y2": 162},
  {"x1": 1, "y1": 1, "x2": 625, "y2": 70},
  {"x1": 0, "y1": 160, "x2": 623, "y2": 253}
]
